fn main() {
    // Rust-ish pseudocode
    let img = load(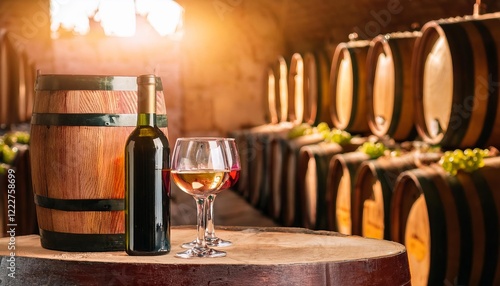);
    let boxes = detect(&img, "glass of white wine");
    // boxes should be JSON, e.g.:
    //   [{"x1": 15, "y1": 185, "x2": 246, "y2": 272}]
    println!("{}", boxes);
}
[
  {"x1": 171, "y1": 137, "x2": 230, "y2": 258},
  {"x1": 182, "y1": 138, "x2": 241, "y2": 248}
]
